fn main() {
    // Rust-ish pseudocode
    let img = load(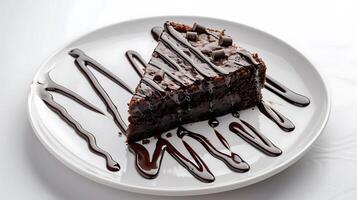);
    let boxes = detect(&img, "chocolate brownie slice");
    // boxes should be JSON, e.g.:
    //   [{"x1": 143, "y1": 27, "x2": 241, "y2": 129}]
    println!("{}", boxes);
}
[{"x1": 126, "y1": 21, "x2": 266, "y2": 142}]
